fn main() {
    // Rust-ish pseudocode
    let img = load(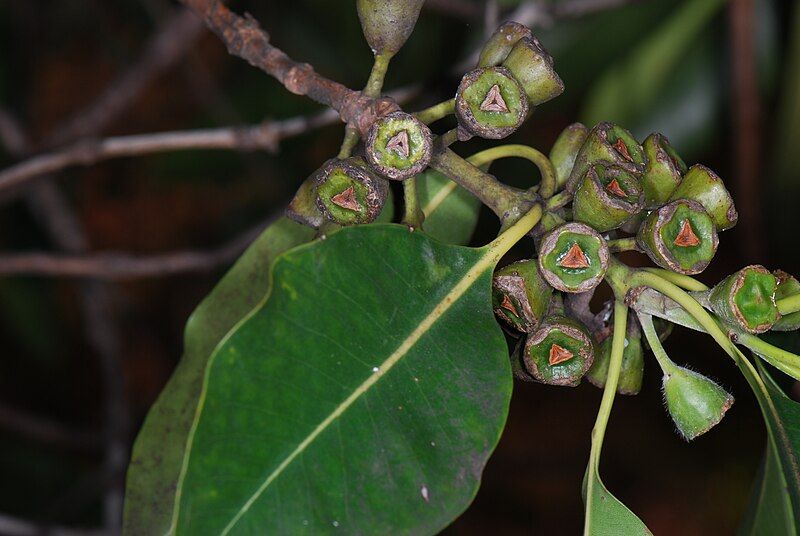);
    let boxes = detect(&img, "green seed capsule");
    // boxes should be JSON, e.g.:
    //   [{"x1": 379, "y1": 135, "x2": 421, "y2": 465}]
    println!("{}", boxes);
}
[
  {"x1": 662, "y1": 366, "x2": 734, "y2": 441},
  {"x1": 710, "y1": 265, "x2": 779, "y2": 334},
  {"x1": 572, "y1": 164, "x2": 645, "y2": 232},
  {"x1": 566, "y1": 122, "x2": 645, "y2": 193},
  {"x1": 537, "y1": 222, "x2": 609, "y2": 293},
  {"x1": 773, "y1": 270, "x2": 800, "y2": 331},
  {"x1": 636, "y1": 199, "x2": 718, "y2": 275},
  {"x1": 668, "y1": 164, "x2": 738, "y2": 231},
  {"x1": 365, "y1": 112, "x2": 432, "y2": 181},
  {"x1": 549, "y1": 123, "x2": 589, "y2": 191},
  {"x1": 641, "y1": 133, "x2": 687, "y2": 207},
  {"x1": 455, "y1": 67, "x2": 529, "y2": 139},
  {"x1": 492, "y1": 259, "x2": 553, "y2": 333},
  {"x1": 356, "y1": 0, "x2": 425, "y2": 56},
  {"x1": 586, "y1": 317, "x2": 644, "y2": 395},
  {"x1": 501, "y1": 35, "x2": 564, "y2": 106},
  {"x1": 478, "y1": 22, "x2": 532, "y2": 67},
  {"x1": 286, "y1": 177, "x2": 325, "y2": 229},
  {"x1": 523, "y1": 314, "x2": 594, "y2": 386},
  {"x1": 314, "y1": 157, "x2": 388, "y2": 225}
]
